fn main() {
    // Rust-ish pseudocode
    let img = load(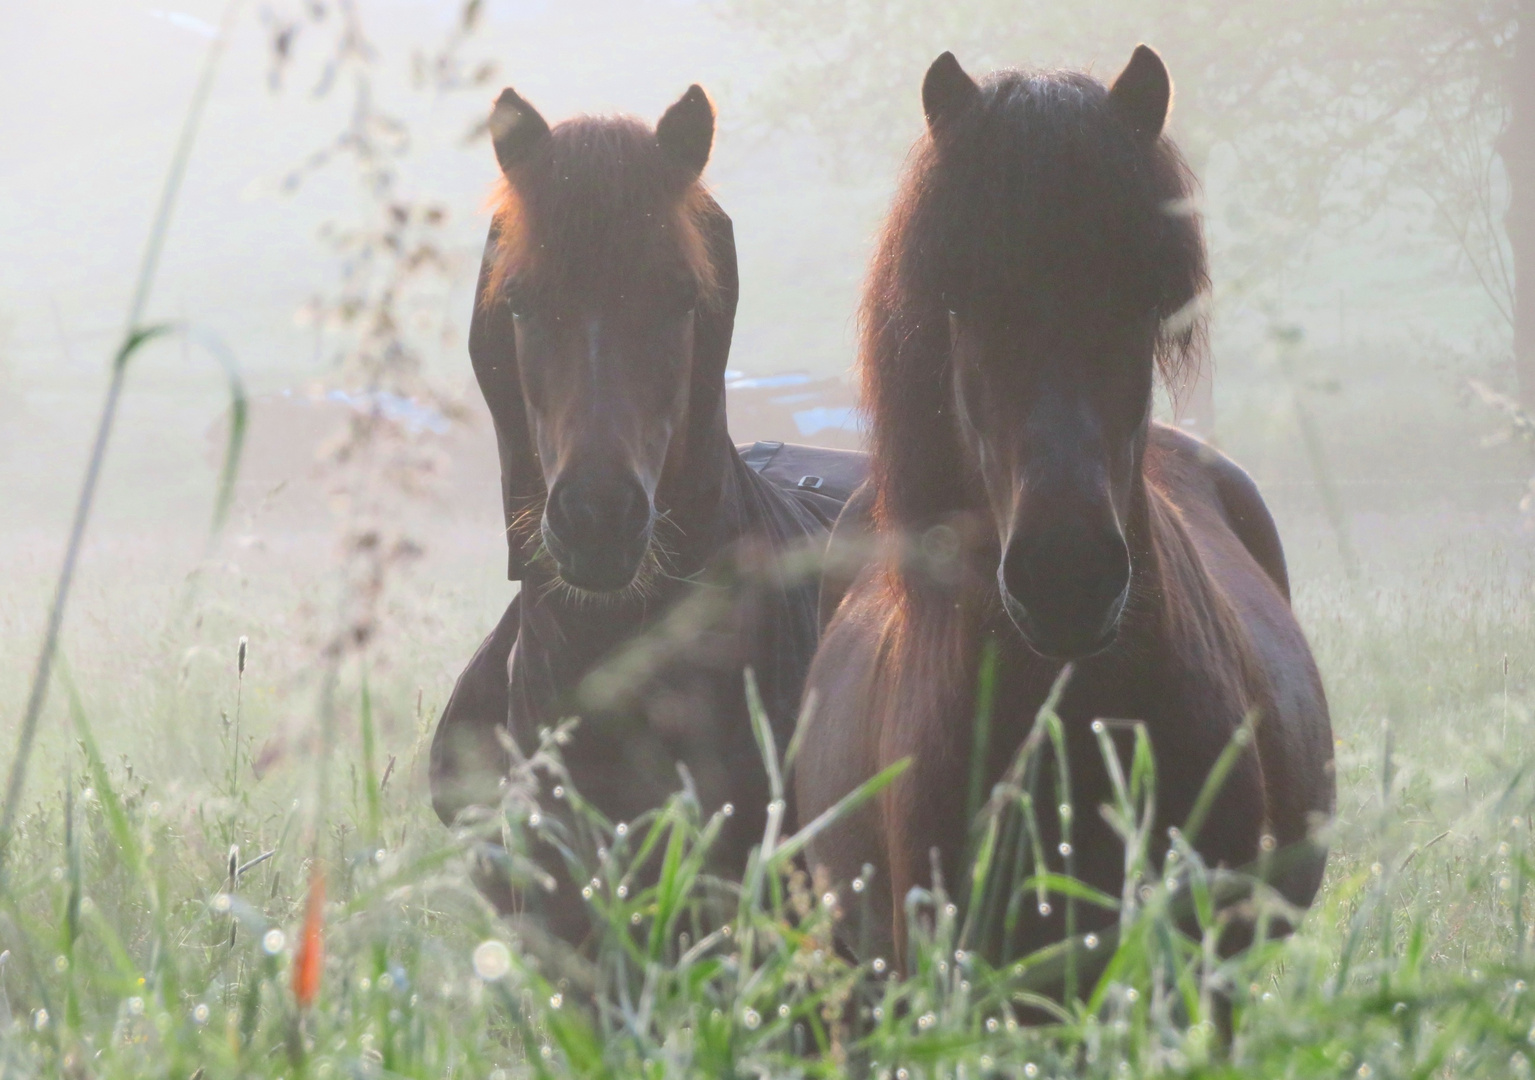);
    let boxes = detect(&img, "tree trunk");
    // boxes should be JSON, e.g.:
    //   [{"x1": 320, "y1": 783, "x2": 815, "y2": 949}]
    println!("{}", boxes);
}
[{"x1": 1508, "y1": 0, "x2": 1535, "y2": 409}]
